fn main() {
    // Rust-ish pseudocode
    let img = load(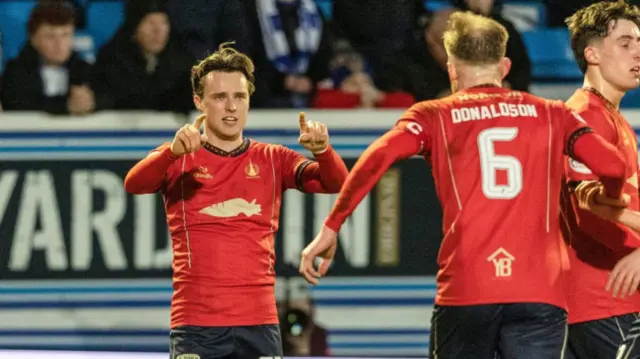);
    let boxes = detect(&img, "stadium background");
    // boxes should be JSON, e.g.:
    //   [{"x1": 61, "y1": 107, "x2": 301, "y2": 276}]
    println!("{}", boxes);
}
[{"x1": 2, "y1": 0, "x2": 640, "y2": 358}]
